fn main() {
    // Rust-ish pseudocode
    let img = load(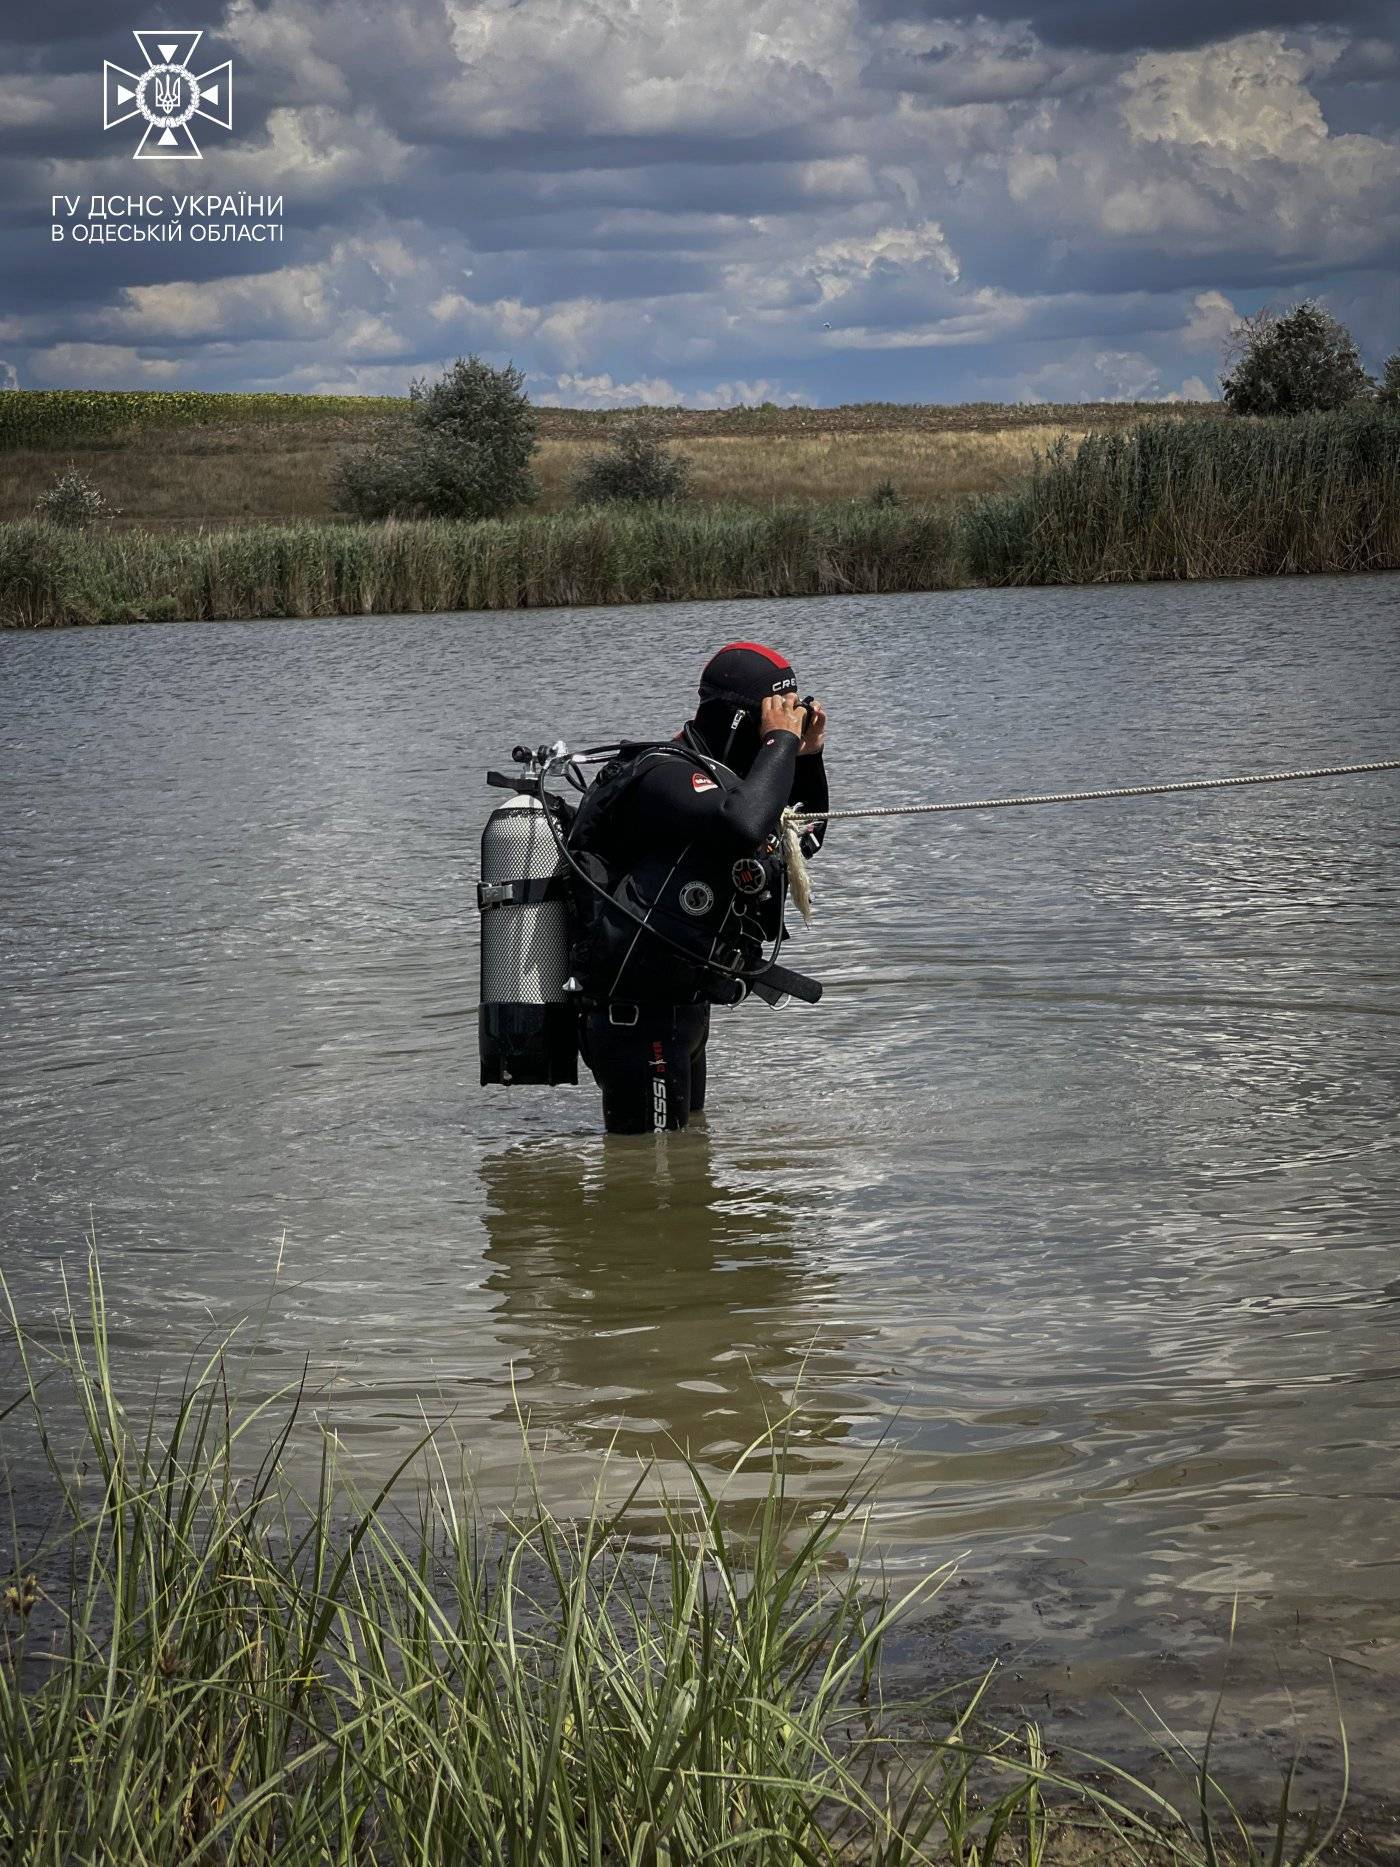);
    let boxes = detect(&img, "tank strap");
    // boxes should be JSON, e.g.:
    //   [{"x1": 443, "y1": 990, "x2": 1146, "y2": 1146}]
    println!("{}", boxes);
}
[{"x1": 477, "y1": 877, "x2": 570, "y2": 910}]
